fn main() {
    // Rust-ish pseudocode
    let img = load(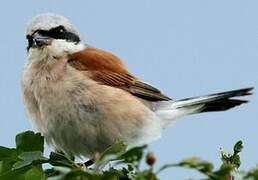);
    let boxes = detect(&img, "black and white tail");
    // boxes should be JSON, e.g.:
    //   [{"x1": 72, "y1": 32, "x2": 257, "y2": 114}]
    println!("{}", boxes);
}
[{"x1": 156, "y1": 87, "x2": 253, "y2": 126}]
